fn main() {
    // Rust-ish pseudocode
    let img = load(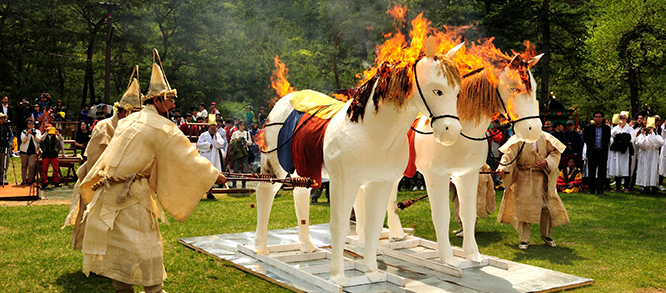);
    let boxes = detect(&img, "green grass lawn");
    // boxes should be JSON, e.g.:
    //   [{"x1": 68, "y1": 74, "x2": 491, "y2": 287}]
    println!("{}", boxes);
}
[{"x1": 1, "y1": 188, "x2": 665, "y2": 292}]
